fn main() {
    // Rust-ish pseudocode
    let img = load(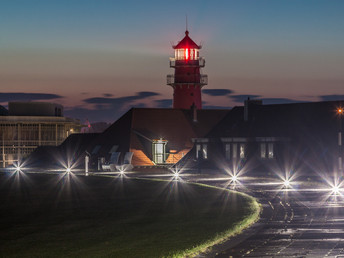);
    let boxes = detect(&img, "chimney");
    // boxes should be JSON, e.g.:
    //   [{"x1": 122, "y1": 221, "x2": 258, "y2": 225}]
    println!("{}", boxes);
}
[
  {"x1": 191, "y1": 103, "x2": 197, "y2": 122},
  {"x1": 244, "y1": 98, "x2": 262, "y2": 121}
]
